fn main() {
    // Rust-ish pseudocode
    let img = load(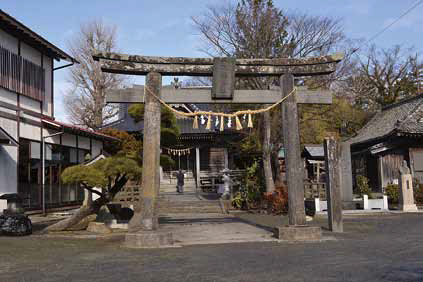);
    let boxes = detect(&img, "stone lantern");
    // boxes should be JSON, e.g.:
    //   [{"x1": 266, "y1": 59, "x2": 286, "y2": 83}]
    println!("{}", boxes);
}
[{"x1": 0, "y1": 193, "x2": 24, "y2": 215}]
